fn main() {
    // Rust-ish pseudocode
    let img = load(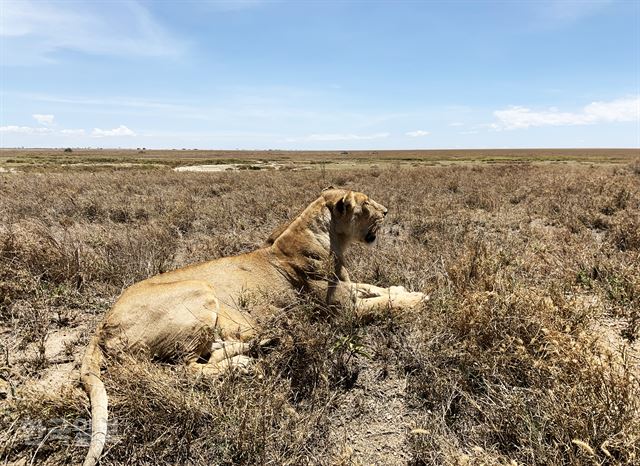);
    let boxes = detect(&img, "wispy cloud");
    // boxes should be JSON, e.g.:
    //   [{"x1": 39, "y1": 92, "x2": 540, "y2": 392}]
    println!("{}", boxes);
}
[
  {"x1": 0, "y1": 1, "x2": 186, "y2": 65},
  {"x1": 493, "y1": 96, "x2": 640, "y2": 130},
  {"x1": 0, "y1": 125, "x2": 53, "y2": 134},
  {"x1": 540, "y1": 0, "x2": 613, "y2": 22},
  {"x1": 60, "y1": 129, "x2": 86, "y2": 136},
  {"x1": 22, "y1": 94, "x2": 193, "y2": 111},
  {"x1": 405, "y1": 130, "x2": 430, "y2": 137},
  {"x1": 32, "y1": 114, "x2": 55, "y2": 125},
  {"x1": 14, "y1": 91, "x2": 411, "y2": 130},
  {"x1": 288, "y1": 132, "x2": 390, "y2": 142},
  {"x1": 527, "y1": 0, "x2": 614, "y2": 30},
  {"x1": 91, "y1": 125, "x2": 136, "y2": 137},
  {"x1": 1, "y1": 123, "x2": 133, "y2": 138}
]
